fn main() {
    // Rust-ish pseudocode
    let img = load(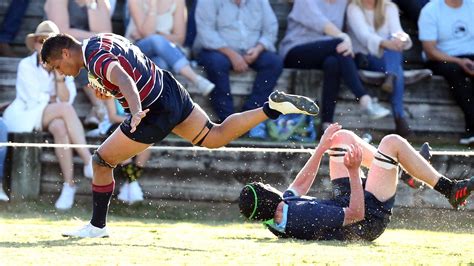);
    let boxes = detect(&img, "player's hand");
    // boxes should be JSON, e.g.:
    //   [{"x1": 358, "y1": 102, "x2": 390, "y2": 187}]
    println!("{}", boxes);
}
[
  {"x1": 318, "y1": 123, "x2": 342, "y2": 151},
  {"x1": 130, "y1": 109, "x2": 150, "y2": 133},
  {"x1": 344, "y1": 144, "x2": 362, "y2": 172}
]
